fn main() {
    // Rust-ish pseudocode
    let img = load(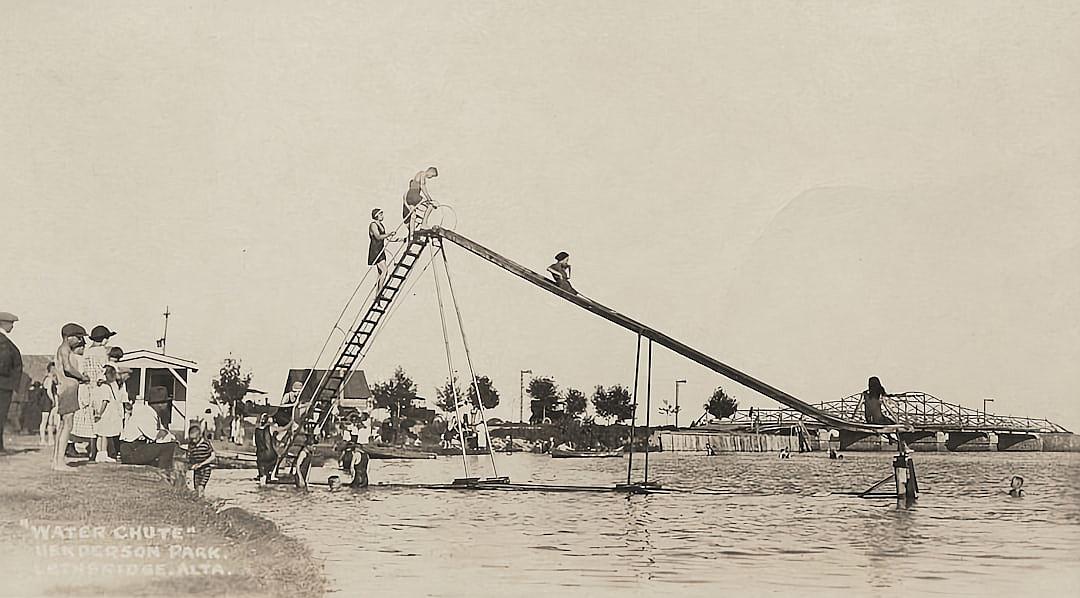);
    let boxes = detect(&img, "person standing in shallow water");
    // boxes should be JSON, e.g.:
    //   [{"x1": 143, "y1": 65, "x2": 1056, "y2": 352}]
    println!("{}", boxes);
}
[
  {"x1": 547, "y1": 251, "x2": 578, "y2": 295},
  {"x1": 254, "y1": 413, "x2": 278, "y2": 485}
]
